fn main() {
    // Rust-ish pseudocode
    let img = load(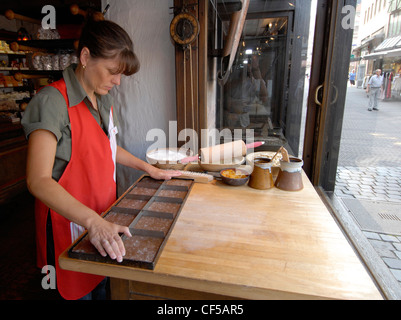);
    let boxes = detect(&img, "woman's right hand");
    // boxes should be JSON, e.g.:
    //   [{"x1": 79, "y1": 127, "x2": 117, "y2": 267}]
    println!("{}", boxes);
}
[
  {"x1": 86, "y1": 216, "x2": 132, "y2": 263},
  {"x1": 26, "y1": 130, "x2": 132, "y2": 263}
]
